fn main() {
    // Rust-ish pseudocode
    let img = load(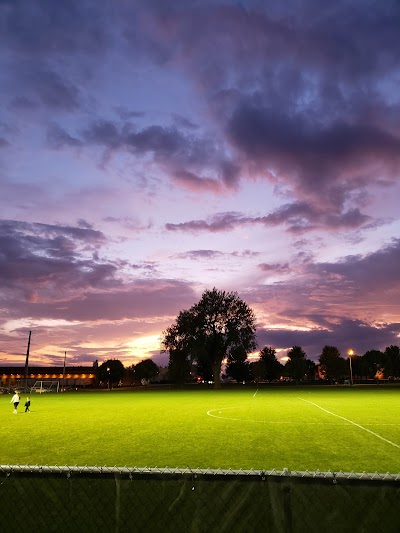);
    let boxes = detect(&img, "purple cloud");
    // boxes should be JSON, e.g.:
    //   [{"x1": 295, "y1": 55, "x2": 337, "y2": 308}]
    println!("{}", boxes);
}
[
  {"x1": 0, "y1": 220, "x2": 114, "y2": 300},
  {"x1": 165, "y1": 203, "x2": 372, "y2": 234}
]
